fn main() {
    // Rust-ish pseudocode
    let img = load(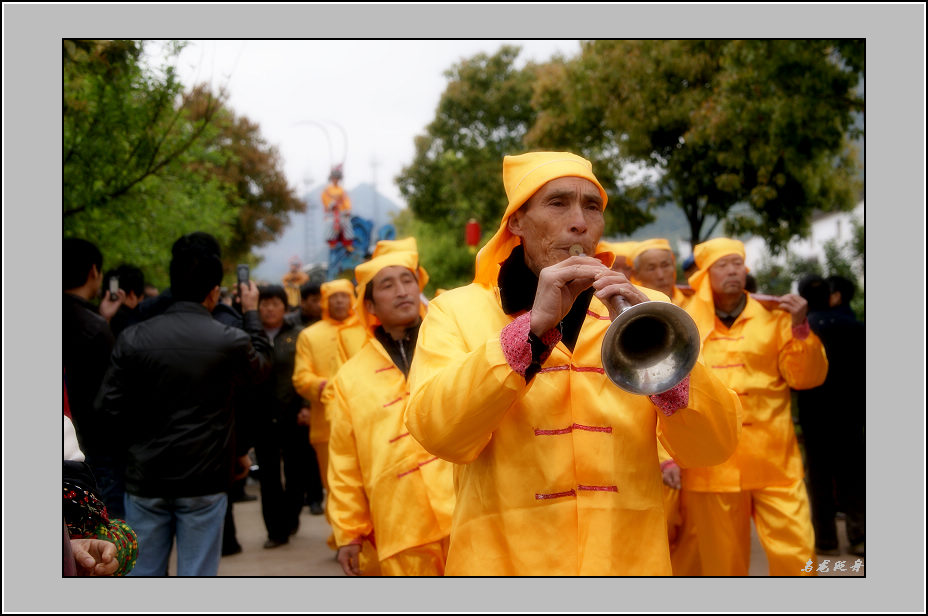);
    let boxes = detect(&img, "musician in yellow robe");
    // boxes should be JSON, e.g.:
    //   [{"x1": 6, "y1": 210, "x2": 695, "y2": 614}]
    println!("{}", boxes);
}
[
  {"x1": 626, "y1": 237, "x2": 693, "y2": 552},
  {"x1": 293, "y1": 279, "x2": 367, "y2": 485},
  {"x1": 327, "y1": 243, "x2": 454, "y2": 576},
  {"x1": 404, "y1": 151, "x2": 741, "y2": 575},
  {"x1": 674, "y1": 237, "x2": 828, "y2": 576}
]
